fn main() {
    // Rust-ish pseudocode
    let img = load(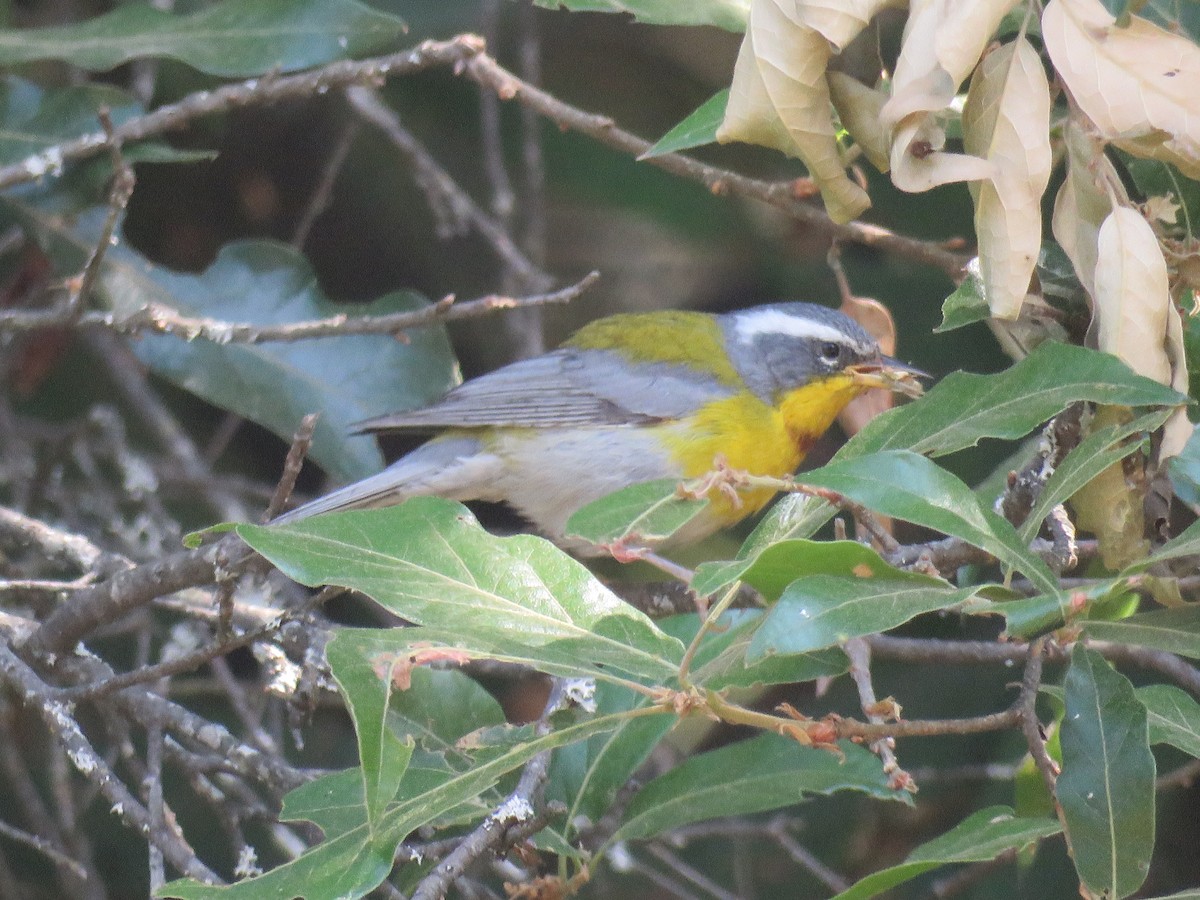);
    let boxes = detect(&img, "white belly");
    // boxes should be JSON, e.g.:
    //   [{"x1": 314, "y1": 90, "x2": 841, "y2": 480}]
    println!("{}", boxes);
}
[{"x1": 489, "y1": 427, "x2": 680, "y2": 542}]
